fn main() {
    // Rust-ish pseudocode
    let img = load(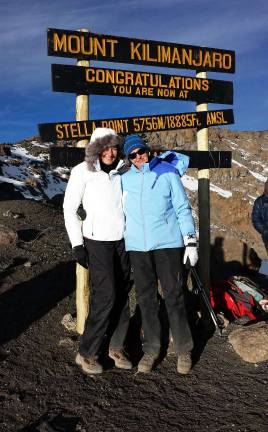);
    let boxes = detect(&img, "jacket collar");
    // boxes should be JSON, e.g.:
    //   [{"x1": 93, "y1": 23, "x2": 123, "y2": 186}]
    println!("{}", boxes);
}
[
  {"x1": 130, "y1": 162, "x2": 150, "y2": 173},
  {"x1": 94, "y1": 159, "x2": 125, "y2": 173},
  {"x1": 149, "y1": 151, "x2": 189, "y2": 176}
]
